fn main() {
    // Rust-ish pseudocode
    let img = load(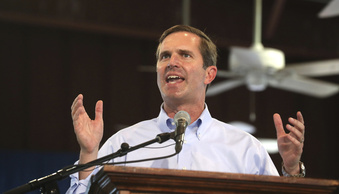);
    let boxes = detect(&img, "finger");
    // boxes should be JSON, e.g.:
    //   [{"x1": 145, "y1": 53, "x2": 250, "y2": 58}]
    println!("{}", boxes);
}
[
  {"x1": 297, "y1": 111, "x2": 304, "y2": 125},
  {"x1": 71, "y1": 94, "x2": 84, "y2": 116},
  {"x1": 297, "y1": 111, "x2": 305, "y2": 138},
  {"x1": 71, "y1": 94, "x2": 83, "y2": 110},
  {"x1": 95, "y1": 100, "x2": 103, "y2": 121},
  {"x1": 286, "y1": 123, "x2": 303, "y2": 141},
  {"x1": 72, "y1": 105, "x2": 86, "y2": 122},
  {"x1": 273, "y1": 113, "x2": 285, "y2": 137},
  {"x1": 286, "y1": 133, "x2": 303, "y2": 146},
  {"x1": 288, "y1": 117, "x2": 305, "y2": 134}
]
